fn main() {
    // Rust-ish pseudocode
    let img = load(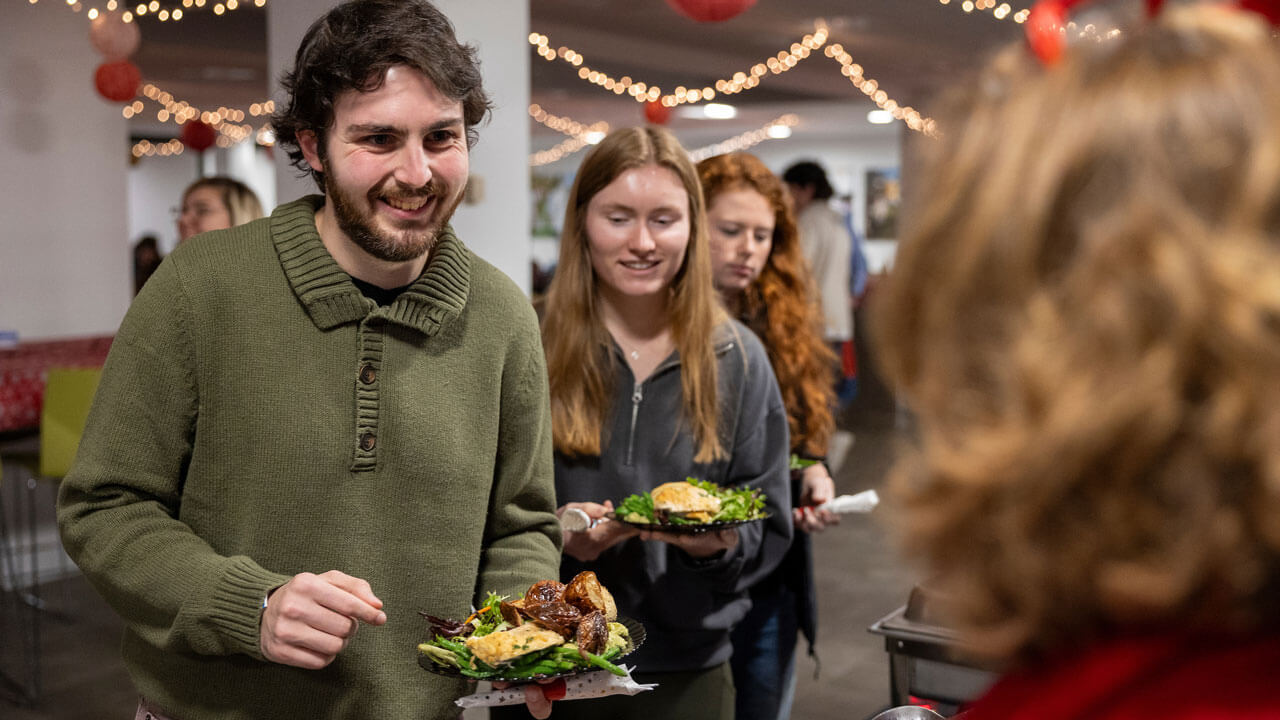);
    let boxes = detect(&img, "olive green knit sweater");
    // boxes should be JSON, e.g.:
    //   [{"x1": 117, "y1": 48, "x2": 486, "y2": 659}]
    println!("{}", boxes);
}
[{"x1": 57, "y1": 196, "x2": 561, "y2": 719}]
